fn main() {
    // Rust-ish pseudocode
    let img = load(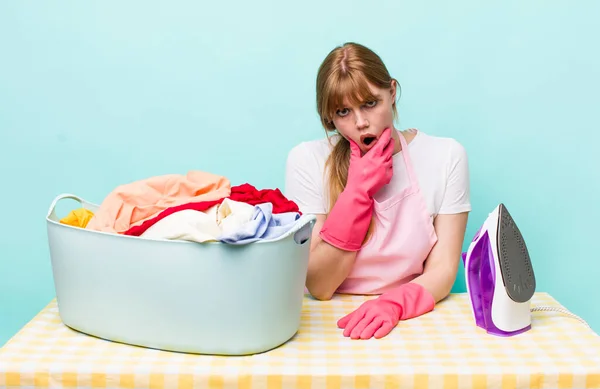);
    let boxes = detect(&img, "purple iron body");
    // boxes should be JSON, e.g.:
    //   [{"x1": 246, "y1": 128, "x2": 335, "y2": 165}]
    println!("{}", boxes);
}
[{"x1": 463, "y1": 203, "x2": 536, "y2": 336}]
